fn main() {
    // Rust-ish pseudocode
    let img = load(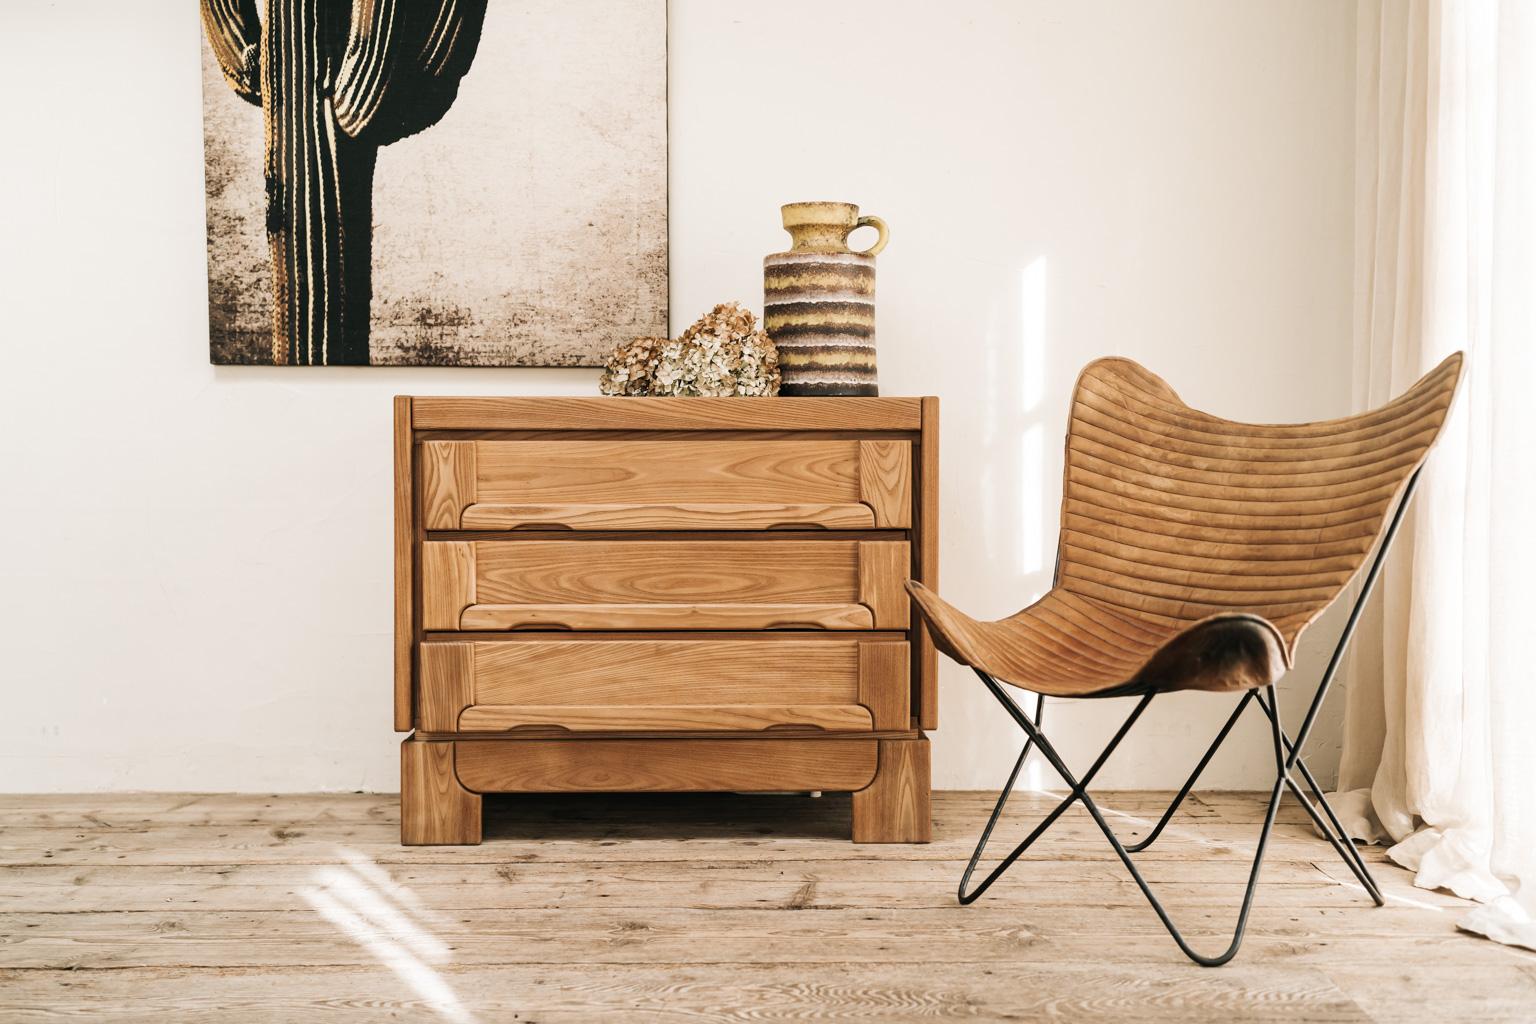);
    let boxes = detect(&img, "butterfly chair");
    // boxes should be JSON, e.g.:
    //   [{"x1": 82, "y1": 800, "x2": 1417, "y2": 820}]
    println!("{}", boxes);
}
[{"x1": 908, "y1": 353, "x2": 1464, "y2": 966}]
